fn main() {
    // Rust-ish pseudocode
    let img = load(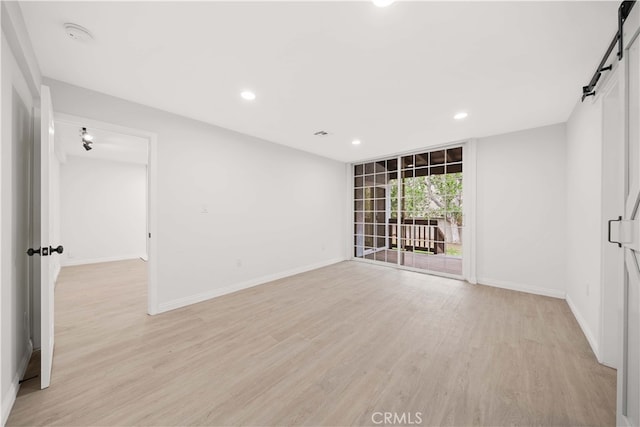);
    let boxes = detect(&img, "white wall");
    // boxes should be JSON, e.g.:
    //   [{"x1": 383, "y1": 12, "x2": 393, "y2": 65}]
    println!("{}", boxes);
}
[
  {"x1": 476, "y1": 123, "x2": 567, "y2": 298},
  {"x1": 60, "y1": 156, "x2": 147, "y2": 266},
  {"x1": 47, "y1": 79, "x2": 348, "y2": 312},
  {"x1": 561, "y1": 69, "x2": 625, "y2": 367},
  {"x1": 565, "y1": 96, "x2": 605, "y2": 358}
]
